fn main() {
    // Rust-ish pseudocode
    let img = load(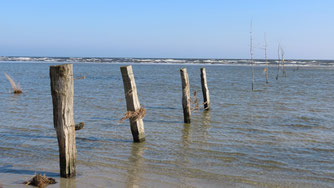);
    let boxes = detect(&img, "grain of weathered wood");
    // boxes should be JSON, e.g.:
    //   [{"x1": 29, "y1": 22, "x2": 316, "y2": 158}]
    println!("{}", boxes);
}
[
  {"x1": 180, "y1": 68, "x2": 191, "y2": 123},
  {"x1": 50, "y1": 64, "x2": 76, "y2": 178},
  {"x1": 200, "y1": 68, "x2": 210, "y2": 110},
  {"x1": 120, "y1": 65, "x2": 145, "y2": 142}
]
